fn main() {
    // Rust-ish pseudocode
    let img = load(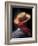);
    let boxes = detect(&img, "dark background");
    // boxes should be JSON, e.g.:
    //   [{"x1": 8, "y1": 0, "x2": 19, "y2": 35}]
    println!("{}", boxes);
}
[{"x1": 12, "y1": 7, "x2": 32, "y2": 33}]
